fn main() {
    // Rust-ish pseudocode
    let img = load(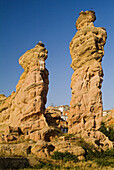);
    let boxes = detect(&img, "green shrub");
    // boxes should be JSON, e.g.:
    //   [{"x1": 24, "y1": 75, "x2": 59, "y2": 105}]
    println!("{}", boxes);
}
[
  {"x1": 77, "y1": 138, "x2": 114, "y2": 167},
  {"x1": 101, "y1": 149, "x2": 114, "y2": 158},
  {"x1": 99, "y1": 122, "x2": 114, "y2": 141},
  {"x1": 86, "y1": 149, "x2": 114, "y2": 167},
  {"x1": 95, "y1": 157, "x2": 114, "y2": 167},
  {"x1": 33, "y1": 161, "x2": 60, "y2": 170},
  {"x1": 51, "y1": 151, "x2": 78, "y2": 162},
  {"x1": 99, "y1": 122, "x2": 108, "y2": 136},
  {"x1": 108, "y1": 127, "x2": 114, "y2": 141},
  {"x1": 51, "y1": 151, "x2": 64, "y2": 160}
]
